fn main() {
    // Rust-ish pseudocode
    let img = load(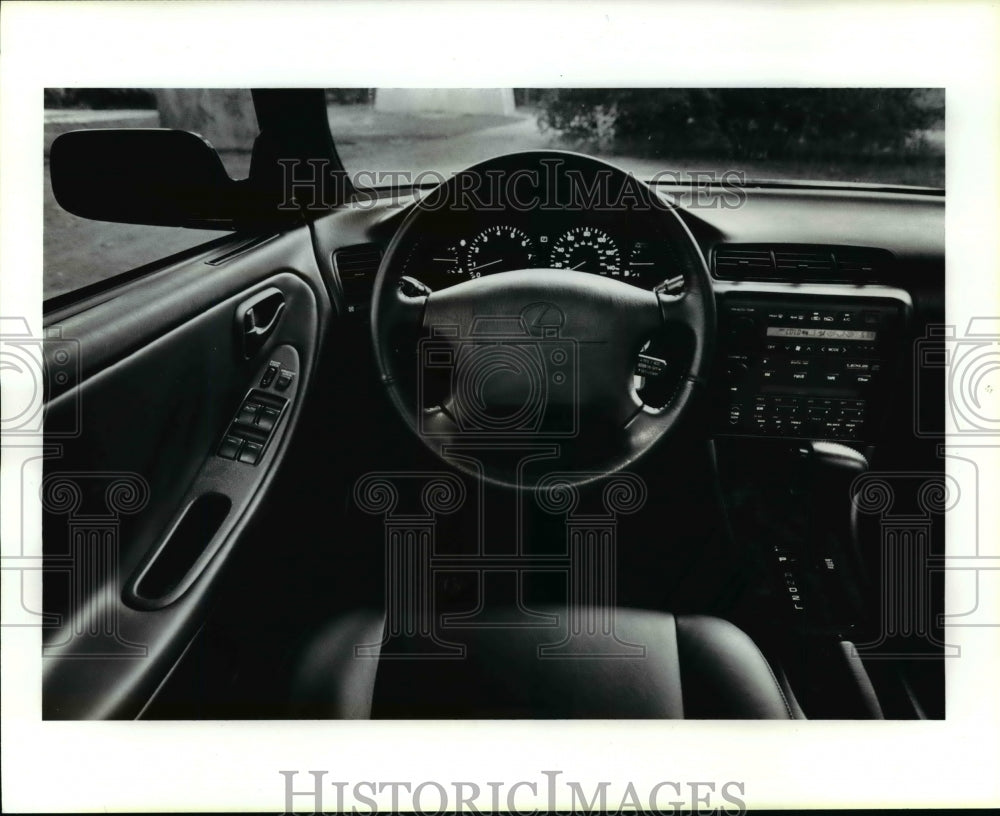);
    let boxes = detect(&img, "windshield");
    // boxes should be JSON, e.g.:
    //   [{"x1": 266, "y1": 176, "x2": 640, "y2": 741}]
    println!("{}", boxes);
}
[
  {"x1": 327, "y1": 88, "x2": 944, "y2": 188},
  {"x1": 43, "y1": 86, "x2": 944, "y2": 302}
]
